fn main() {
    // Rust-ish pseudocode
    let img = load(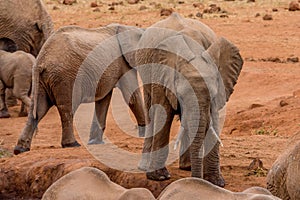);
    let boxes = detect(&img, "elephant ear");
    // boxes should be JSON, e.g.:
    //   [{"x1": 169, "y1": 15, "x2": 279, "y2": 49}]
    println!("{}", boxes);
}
[
  {"x1": 115, "y1": 25, "x2": 144, "y2": 67},
  {"x1": 205, "y1": 37, "x2": 243, "y2": 101},
  {"x1": 0, "y1": 37, "x2": 18, "y2": 52}
]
